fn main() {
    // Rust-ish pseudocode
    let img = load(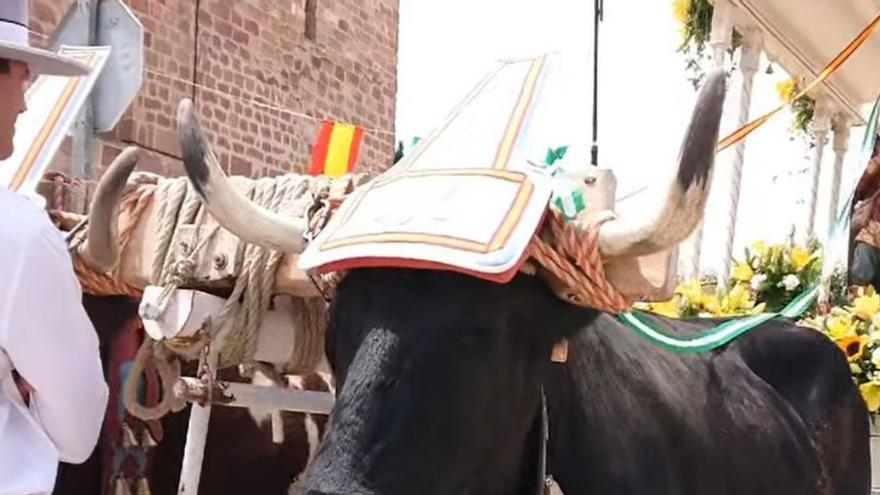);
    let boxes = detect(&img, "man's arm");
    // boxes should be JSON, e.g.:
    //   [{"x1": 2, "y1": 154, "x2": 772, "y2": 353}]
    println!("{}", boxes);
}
[{"x1": 0, "y1": 224, "x2": 108, "y2": 463}]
